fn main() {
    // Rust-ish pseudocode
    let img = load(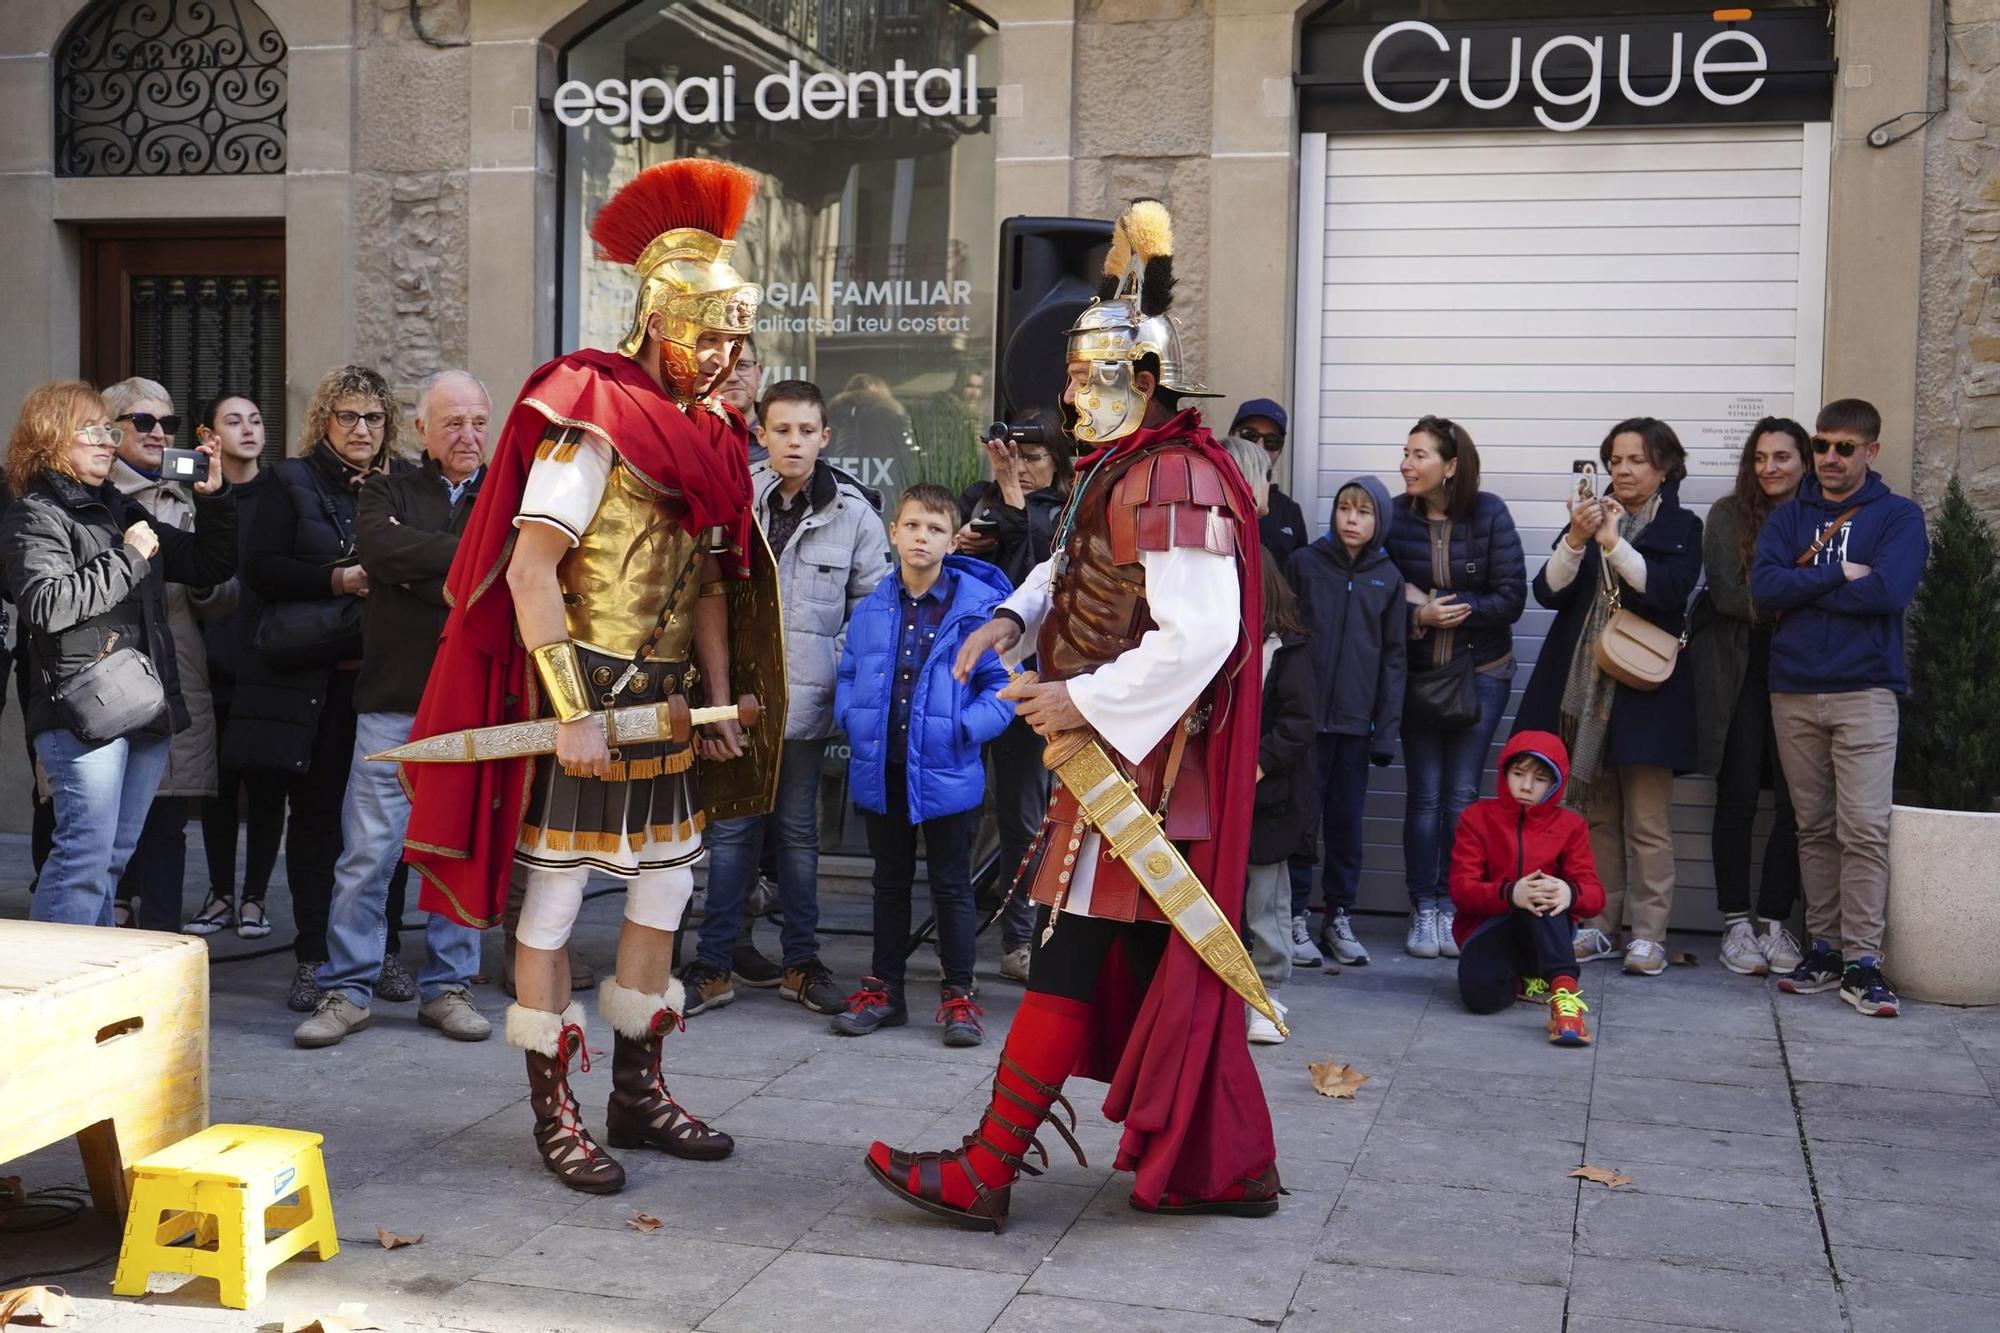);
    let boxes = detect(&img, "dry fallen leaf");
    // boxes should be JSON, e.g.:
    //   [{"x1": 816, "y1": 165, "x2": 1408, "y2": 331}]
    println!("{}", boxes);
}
[
  {"x1": 627, "y1": 1210, "x2": 663, "y2": 1233},
  {"x1": 375, "y1": 1226, "x2": 423, "y2": 1250},
  {"x1": 1667, "y1": 950, "x2": 1699, "y2": 967},
  {"x1": 0, "y1": 1284, "x2": 78, "y2": 1328},
  {"x1": 1307, "y1": 1056, "x2": 1370, "y2": 1100},
  {"x1": 1569, "y1": 1164, "x2": 1633, "y2": 1189},
  {"x1": 282, "y1": 1303, "x2": 384, "y2": 1333}
]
